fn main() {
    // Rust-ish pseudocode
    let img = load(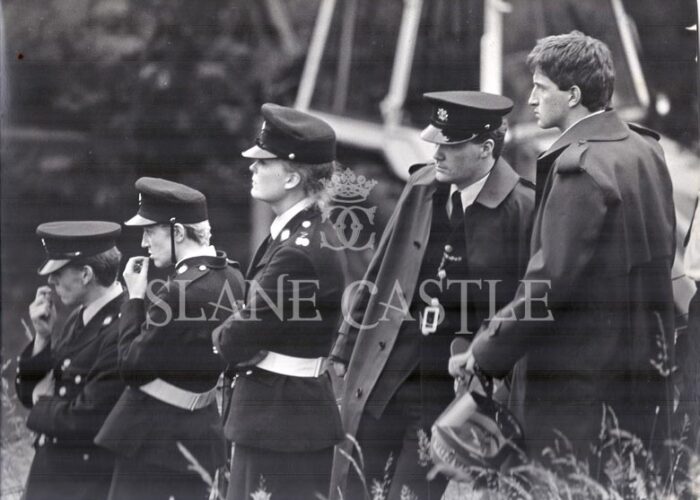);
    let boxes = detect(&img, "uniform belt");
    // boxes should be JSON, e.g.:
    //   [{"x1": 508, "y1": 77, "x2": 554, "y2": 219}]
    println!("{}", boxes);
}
[
  {"x1": 139, "y1": 378, "x2": 216, "y2": 411},
  {"x1": 255, "y1": 351, "x2": 326, "y2": 378}
]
